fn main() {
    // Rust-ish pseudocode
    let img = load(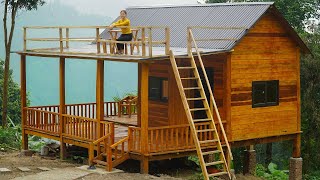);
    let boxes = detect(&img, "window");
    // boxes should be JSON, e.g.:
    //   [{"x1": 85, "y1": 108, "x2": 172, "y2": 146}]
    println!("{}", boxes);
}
[
  {"x1": 252, "y1": 80, "x2": 279, "y2": 108},
  {"x1": 149, "y1": 77, "x2": 168, "y2": 101}
]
